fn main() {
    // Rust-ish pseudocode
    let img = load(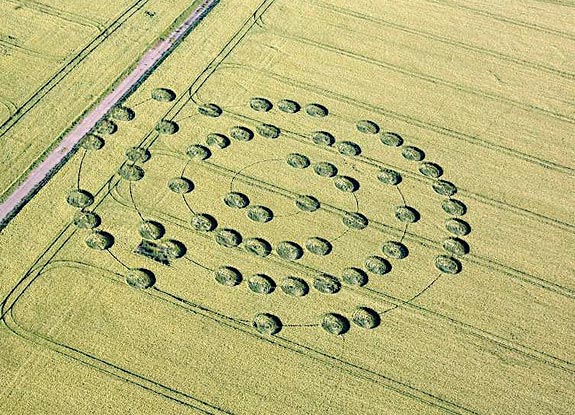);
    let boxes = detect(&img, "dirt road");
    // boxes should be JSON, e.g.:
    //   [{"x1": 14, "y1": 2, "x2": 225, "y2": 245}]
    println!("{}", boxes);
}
[{"x1": 0, "y1": 0, "x2": 219, "y2": 223}]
